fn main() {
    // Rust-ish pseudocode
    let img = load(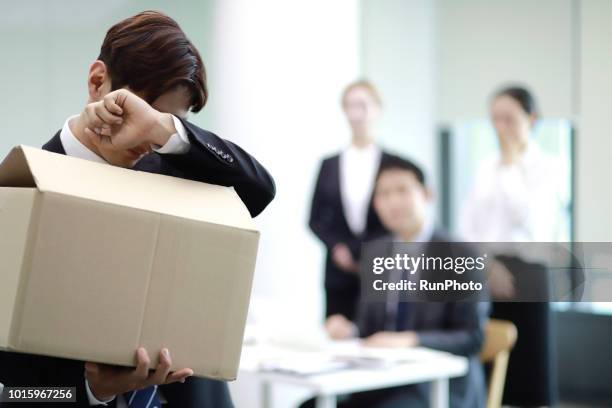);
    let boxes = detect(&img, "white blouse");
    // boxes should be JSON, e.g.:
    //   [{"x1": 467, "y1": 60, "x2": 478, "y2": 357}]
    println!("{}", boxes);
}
[
  {"x1": 460, "y1": 142, "x2": 564, "y2": 245},
  {"x1": 339, "y1": 143, "x2": 382, "y2": 235}
]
